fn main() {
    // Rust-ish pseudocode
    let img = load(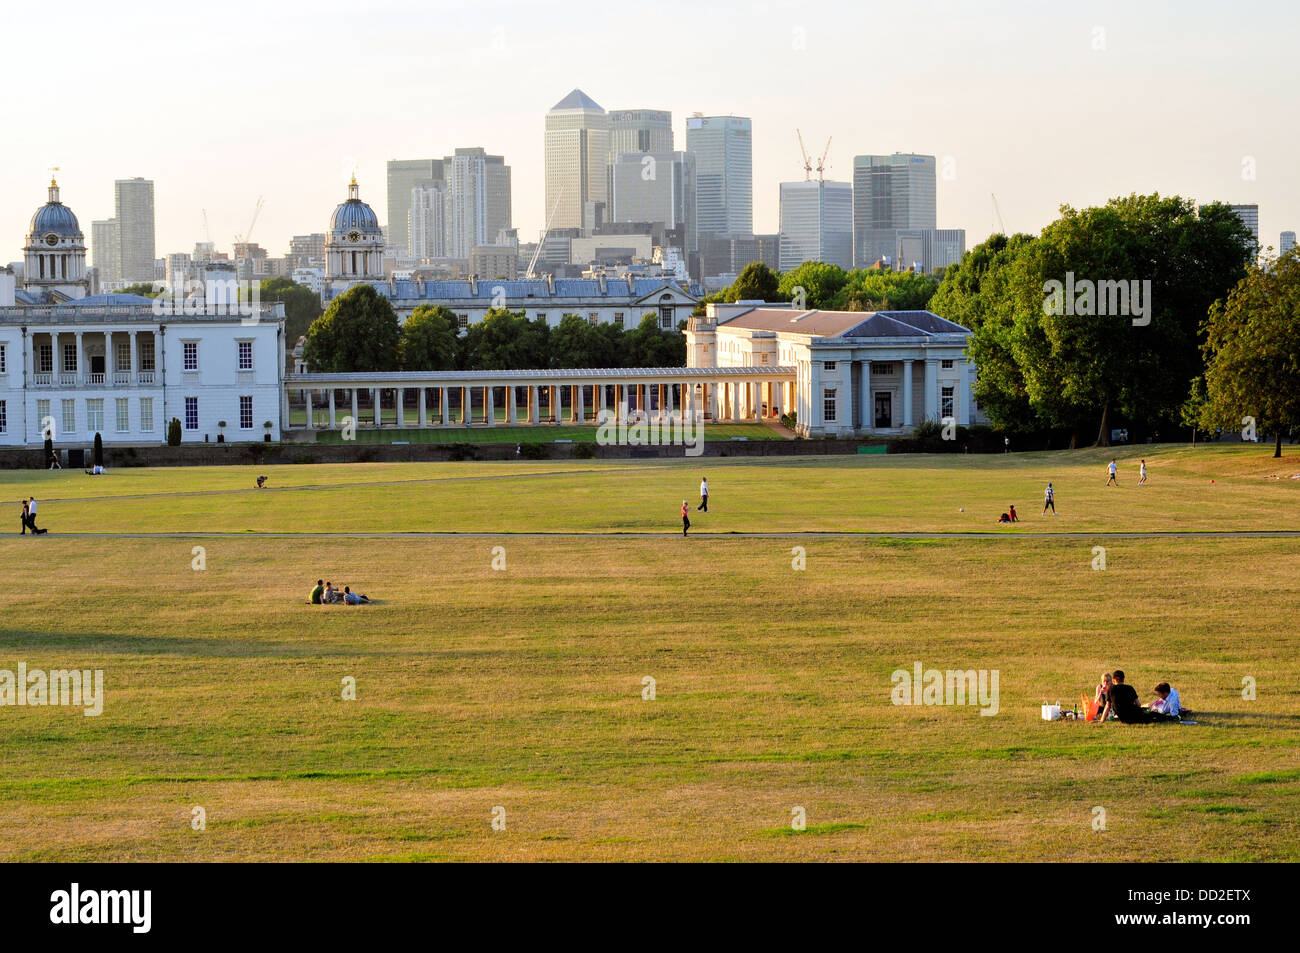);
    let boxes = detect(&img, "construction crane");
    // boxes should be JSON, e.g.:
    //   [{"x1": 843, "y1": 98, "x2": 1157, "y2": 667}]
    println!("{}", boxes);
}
[
  {"x1": 234, "y1": 196, "x2": 265, "y2": 247},
  {"x1": 815, "y1": 137, "x2": 832, "y2": 182},
  {"x1": 991, "y1": 193, "x2": 1006, "y2": 235},
  {"x1": 526, "y1": 187, "x2": 564, "y2": 278},
  {"x1": 796, "y1": 129, "x2": 813, "y2": 180},
  {"x1": 201, "y1": 209, "x2": 211, "y2": 243}
]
